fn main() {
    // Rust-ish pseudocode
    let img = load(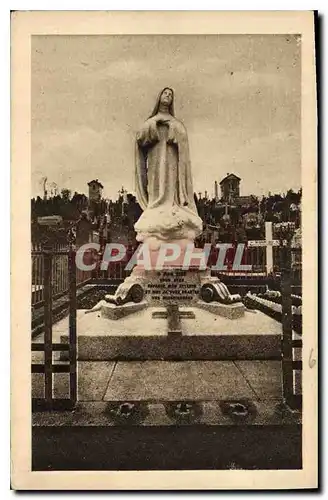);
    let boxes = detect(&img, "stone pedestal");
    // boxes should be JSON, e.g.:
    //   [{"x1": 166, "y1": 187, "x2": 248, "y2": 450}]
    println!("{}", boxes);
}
[
  {"x1": 102, "y1": 259, "x2": 244, "y2": 323},
  {"x1": 195, "y1": 301, "x2": 246, "y2": 320}
]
